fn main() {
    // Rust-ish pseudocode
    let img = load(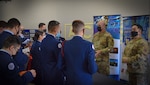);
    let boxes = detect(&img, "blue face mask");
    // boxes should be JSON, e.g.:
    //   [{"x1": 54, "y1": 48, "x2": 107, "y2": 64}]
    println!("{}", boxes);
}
[{"x1": 56, "y1": 32, "x2": 61, "y2": 39}]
